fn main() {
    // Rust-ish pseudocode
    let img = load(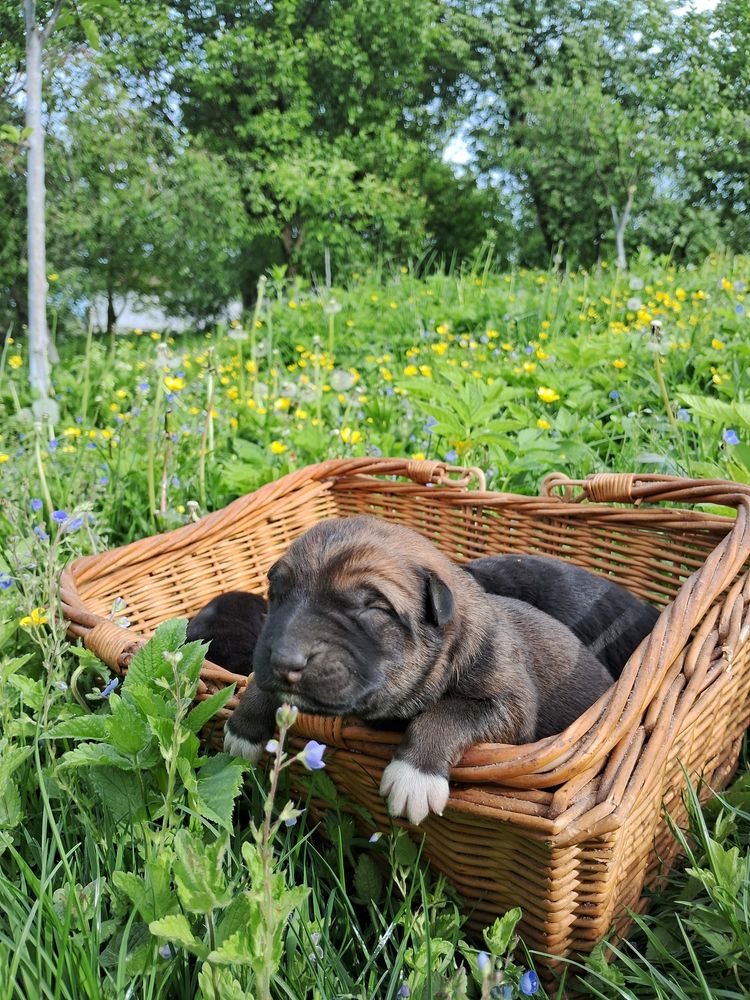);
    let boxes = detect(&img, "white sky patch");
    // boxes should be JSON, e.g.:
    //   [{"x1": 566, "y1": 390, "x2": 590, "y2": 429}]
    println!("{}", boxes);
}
[{"x1": 443, "y1": 135, "x2": 472, "y2": 167}]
